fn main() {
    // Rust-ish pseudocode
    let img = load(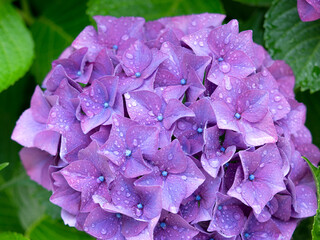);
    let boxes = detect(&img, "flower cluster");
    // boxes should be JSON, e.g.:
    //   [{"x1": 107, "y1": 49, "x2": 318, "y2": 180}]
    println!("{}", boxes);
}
[
  {"x1": 298, "y1": 0, "x2": 320, "y2": 22},
  {"x1": 12, "y1": 13, "x2": 320, "y2": 240}
]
